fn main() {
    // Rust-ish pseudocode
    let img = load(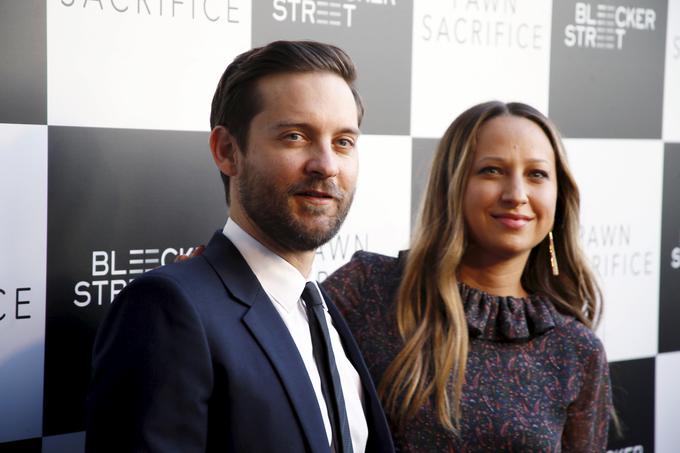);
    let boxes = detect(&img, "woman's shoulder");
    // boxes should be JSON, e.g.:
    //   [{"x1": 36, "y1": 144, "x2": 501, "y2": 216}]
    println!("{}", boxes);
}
[
  {"x1": 344, "y1": 249, "x2": 403, "y2": 269},
  {"x1": 325, "y1": 250, "x2": 403, "y2": 287},
  {"x1": 322, "y1": 250, "x2": 405, "y2": 316},
  {"x1": 548, "y1": 308, "x2": 608, "y2": 363}
]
